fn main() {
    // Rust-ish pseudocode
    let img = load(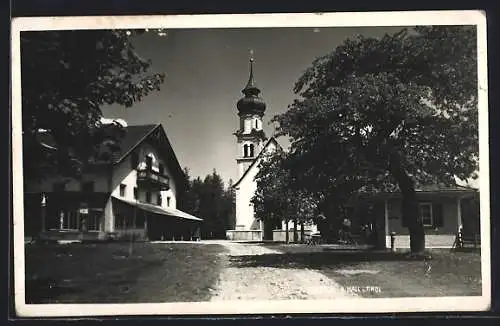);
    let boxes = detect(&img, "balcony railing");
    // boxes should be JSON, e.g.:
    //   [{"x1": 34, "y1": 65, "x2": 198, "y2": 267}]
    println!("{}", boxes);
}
[{"x1": 136, "y1": 168, "x2": 170, "y2": 190}]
